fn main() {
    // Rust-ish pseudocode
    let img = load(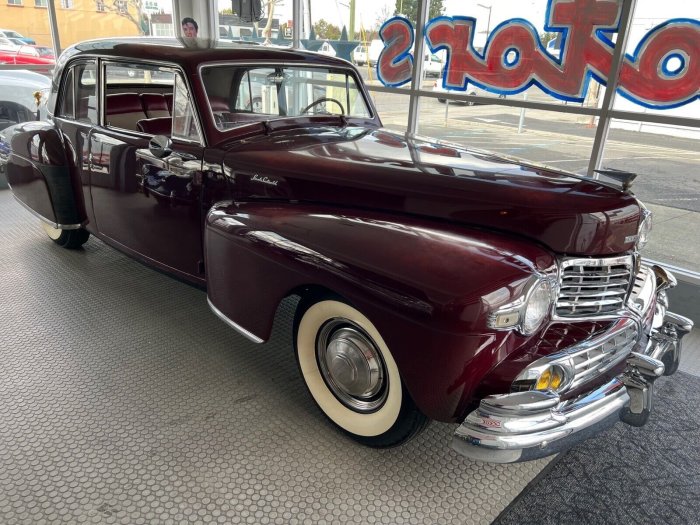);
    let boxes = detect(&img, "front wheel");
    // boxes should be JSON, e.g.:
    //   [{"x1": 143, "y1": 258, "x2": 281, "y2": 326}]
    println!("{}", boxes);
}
[
  {"x1": 41, "y1": 222, "x2": 90, "y2": 249},
  {"x1": 294, "y1": 297, "x2": 429, "y2": 447}
]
